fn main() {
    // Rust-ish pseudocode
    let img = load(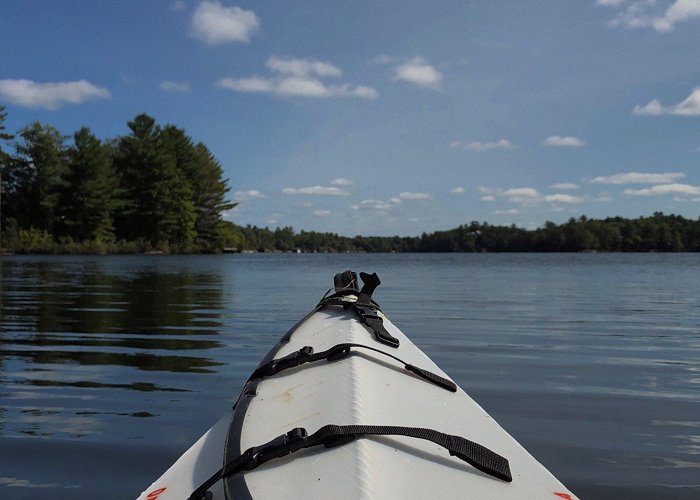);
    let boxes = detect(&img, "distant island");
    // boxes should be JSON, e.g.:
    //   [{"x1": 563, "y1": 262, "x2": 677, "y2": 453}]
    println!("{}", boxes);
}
[{"x1": 1, "y1": 107, "x2": 699, "y2": 254}]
